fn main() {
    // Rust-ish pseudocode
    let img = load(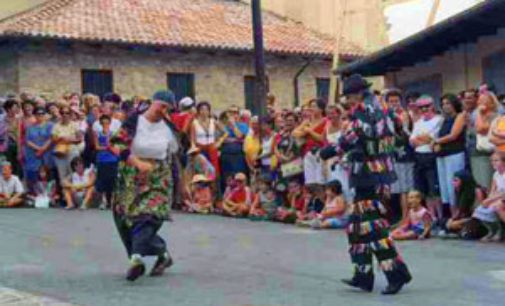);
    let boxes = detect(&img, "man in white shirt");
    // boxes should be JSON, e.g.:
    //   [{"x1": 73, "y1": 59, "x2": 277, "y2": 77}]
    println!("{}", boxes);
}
[
  {"x1": 409, "y1": 95, "x2": 443, "y2": 225},
  {"x1": 0, "y1": 162, "x2": 24, "y2": 207}
]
